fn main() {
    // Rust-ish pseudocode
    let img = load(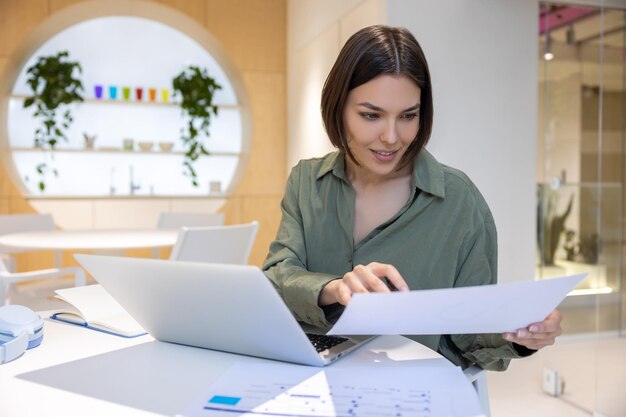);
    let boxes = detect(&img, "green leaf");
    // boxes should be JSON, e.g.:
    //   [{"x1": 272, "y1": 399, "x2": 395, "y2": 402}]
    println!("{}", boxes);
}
[
  {"x1": 172, "y1": 64, "x2": 222, "y2": 187},
  {"x1": 25, "y1": 50, "x2": 83, "y2": 183}
]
